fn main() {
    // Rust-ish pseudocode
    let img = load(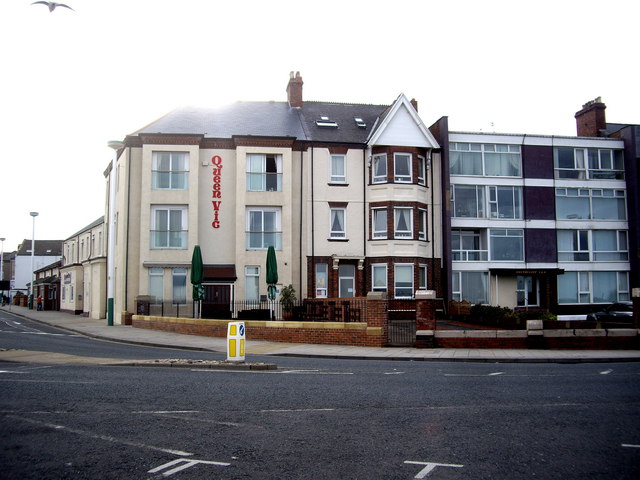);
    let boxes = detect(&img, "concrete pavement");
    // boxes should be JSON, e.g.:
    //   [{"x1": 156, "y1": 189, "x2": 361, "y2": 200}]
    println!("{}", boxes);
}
[{"x1": 2, "y1": 305, "x2": 640, "y2": 363}]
